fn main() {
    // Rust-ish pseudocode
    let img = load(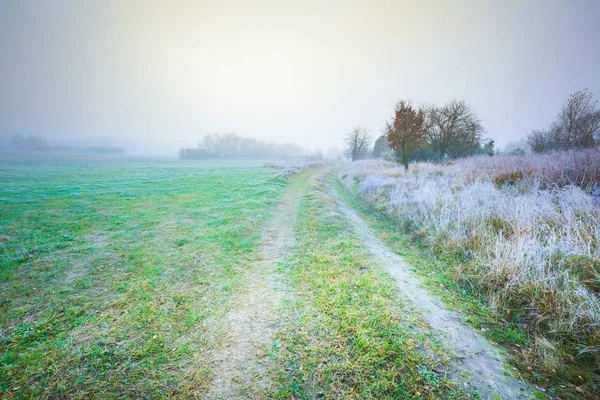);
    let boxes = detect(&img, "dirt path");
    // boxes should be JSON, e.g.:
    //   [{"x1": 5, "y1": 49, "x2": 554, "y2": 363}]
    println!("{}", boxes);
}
[
  {"x1": 328, "y1": 182, "x2": 534, "y2": 399},
  {"x1": 205, "y1": 166, "x2": 533, "y2": 399},
  {"x1": 205, "y1": 168, "x2": 325, "y2": 399}
]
